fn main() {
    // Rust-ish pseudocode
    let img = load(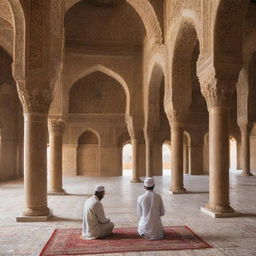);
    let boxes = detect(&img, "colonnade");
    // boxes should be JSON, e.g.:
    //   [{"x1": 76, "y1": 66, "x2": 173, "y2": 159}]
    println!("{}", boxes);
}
[{"x1": 16, "y1": 93, "x2": 254, "y2": 222}]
